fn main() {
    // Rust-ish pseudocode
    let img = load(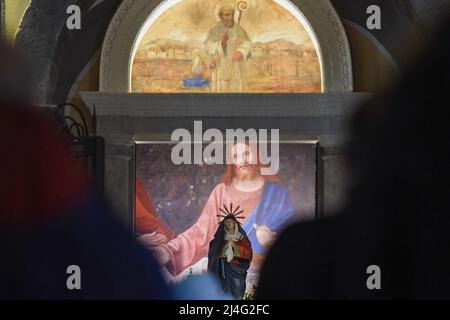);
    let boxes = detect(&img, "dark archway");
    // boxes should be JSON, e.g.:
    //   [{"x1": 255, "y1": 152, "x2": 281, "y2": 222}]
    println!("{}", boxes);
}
[{"x1": 15, "y1": 0, "x2": 121, "y2": 104}]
